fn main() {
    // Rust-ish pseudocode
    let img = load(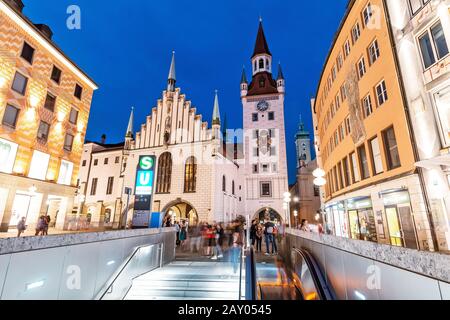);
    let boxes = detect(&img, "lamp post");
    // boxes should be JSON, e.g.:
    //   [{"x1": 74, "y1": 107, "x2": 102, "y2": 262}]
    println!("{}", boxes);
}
[
  {"x1": 313, "y1": 168, "x2": 327, "y2": 231},
  {"x1": 283, "y1": 192, "x2": 292, "y2": 229},
  {"x1": 294, "y1": 210, "x2": 298, "y2": 228}
]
